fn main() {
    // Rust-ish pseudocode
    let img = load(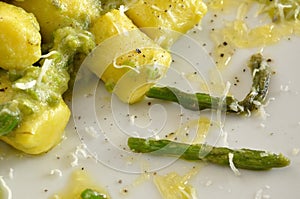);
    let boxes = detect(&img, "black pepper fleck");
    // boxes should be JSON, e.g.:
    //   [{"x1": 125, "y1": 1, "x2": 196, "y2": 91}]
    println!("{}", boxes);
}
[{"x1": 135, "y1": 48, "x2": 141, "y2": 54}]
